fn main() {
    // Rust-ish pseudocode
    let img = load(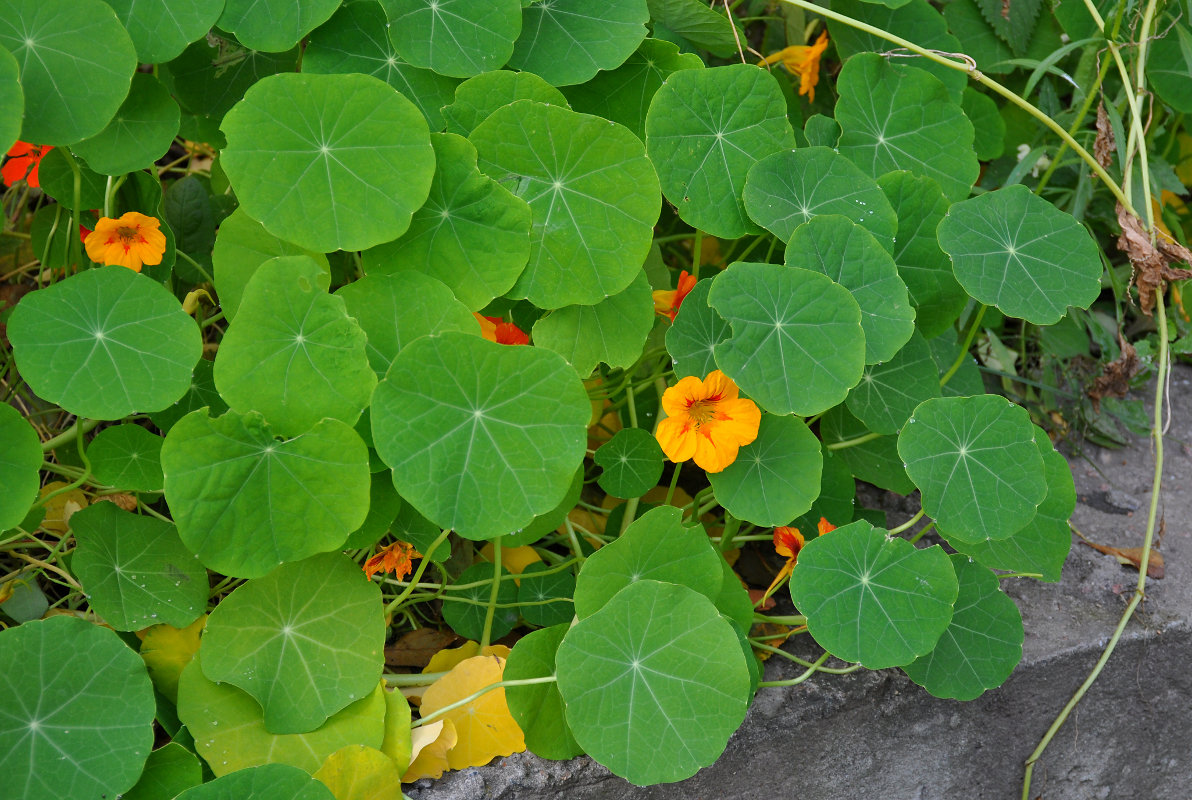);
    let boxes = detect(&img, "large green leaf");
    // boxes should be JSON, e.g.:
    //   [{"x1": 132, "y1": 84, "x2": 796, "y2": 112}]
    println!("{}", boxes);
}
[
  {"x1": 0, "y1": 616, "x2": 155, "y2": 798},
  {"x1": 508, "y1": 0, "x2": 649, "y2": 86},
  {"x1": 665, "y1": 278, "x2": 730, "y2": 379},
  {"x1": 201, "y1": 554, "x2": 385, "y2": 735},
  {"x1": 790, "y1": 520, "x2": 958, "y2": 668},
  {"x1": 372, "y1": 332, "x2": 588, "y2": 540},
  {"x1": 785, "y1": 215, "x2": 915, "y2": 364},
  {"x1": 361, "y1": 132, "x2": 531, "y2": 311},
  {"x1": 441, "y1": 562, "x2": 520, "y2": 641},
  {"x1": 835, "y1": 53, "x2": 978, "y2": 202},
  {"x1": 646, "y1": 0, "x2": 742, "y2": 56},
  {"x1": 708, "y1": 414, "x2": 822, "y2": 526},
  {"x1": 214, "y1": 256, "x2": 376, "y2": 437},
  {"x1": 122, "y1": 742, "x2": 202, "y2": 800},
  {"x1": 470, "y1": 100, "x2": 660, "y2": 308},
  {"x1": 221, "y1": 72, "x2": 435, "y2": 252},
  {"x1": 845, "y1": 331, "x2": 941, "y2": 434},
  {"x1": 877, "y1": 171, "x2": 967, "y2": 339},
  {"x1": 71, "y1": 73, "x2": 180, "y2": 176},
  {"x1": 1148, "y1": 24, "x2": 1192, "y2": 113},
  {"x1": 556, "y1": 580, "x2": 749, "y2": 784},
  {"x1": 217, "y1": 0, "x2": 341, "y2": 52},
  {"x1": 709, "y1": 262, "x2": 865, "y2": 416},
  {"x1": 175, "y1": 764, "x2": 336, "y2": 800},
  {"x1": 594, "y1": 427, "x2": 666, "y2": 499},
  {"x1": 177, "y1": 655, "x2": 386, "y2": 776},
  {"x1": 162, "y1": 39, "x2": 298, "y2": 125},
  {"x1": 0, "y1": 0, "x2": 136, "y2": 144},
  {"x1": 645, "y1": 64, "x2": 795, "y2": 239},
  {"x1": 937, "y1": 184, "x2": 1103, "y2": 325},
  {"x1": 0, "y1": 44, "x2": 23, "y2": 154},
  {"x1": 532, "y1": 271, "x2": 655, "y2": 375},
  {"x1": 0, "y1": 402, "x2": 41, "y2": 530},
  {"x1": 70, "y1": 502, "x2": 207, "y2": 631},
  {"x1": 820, "y1": 404, "x2": 916, "y2": 494},
  {"x1": 743, "y1": 146, "x2": 898, "y2": 250},
  {"x1": 442, "y1": 69, "x2": 568, "y2": 136},
  {"x1": 572, "y1": 506, "x2": 722, "y2": 618},
  {"x1": 387, "y1": 0, "x2": 522, "y2": 78},
  {"x1": 504, "y1": 624, "x2": 584, "y2": 760},
  {"x1": 88, "y1": 423, "x2": 165, "y2": 493},
  {"x1": 161, "y1": 409, "x2": 371, "y2": 578},
  {"x1": 105, "y1": 0, "x2": 224, "y2": 64},
  {"x1": 899, "y1": 395, "x2": 1047, "y2": 541},
  {"x1": 8, "y1": 266, "x2": 202, "y2": 420}
]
